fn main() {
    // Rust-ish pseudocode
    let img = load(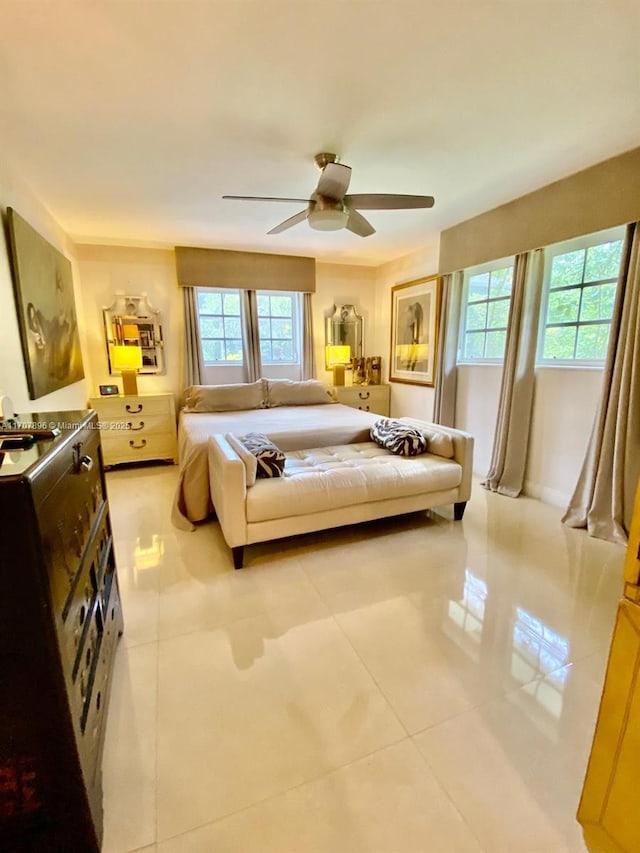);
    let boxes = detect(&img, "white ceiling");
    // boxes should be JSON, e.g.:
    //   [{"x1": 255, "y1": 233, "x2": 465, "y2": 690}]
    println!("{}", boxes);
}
[{"x1": 1, "y1": 0, "x2": 639, "y2": 266}]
